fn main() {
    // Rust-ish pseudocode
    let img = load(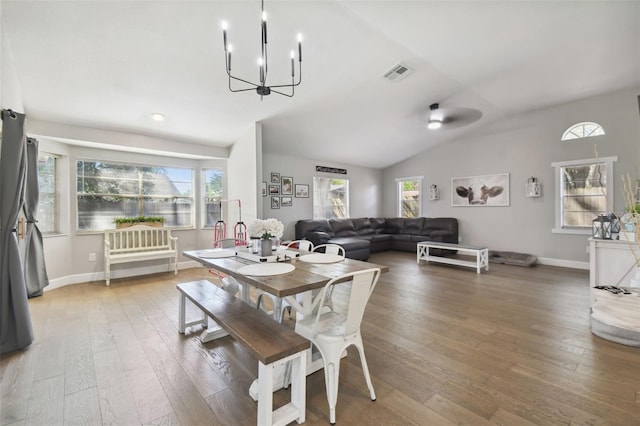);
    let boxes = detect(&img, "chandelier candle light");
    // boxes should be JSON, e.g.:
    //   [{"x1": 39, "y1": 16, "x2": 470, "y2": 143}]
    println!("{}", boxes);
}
[{"x1": 222, "y1": 0, "x2": 302, "y2": 99}]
